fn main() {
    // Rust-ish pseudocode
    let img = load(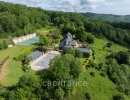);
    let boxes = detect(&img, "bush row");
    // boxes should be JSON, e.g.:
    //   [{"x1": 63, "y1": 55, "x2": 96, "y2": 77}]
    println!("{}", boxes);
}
[
  {"x1": 0, "y1": 56, "x2": 9, "y2": 72},
  {"x1": 14, "y1": 47, "x2": 35, "y2": 61}
]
